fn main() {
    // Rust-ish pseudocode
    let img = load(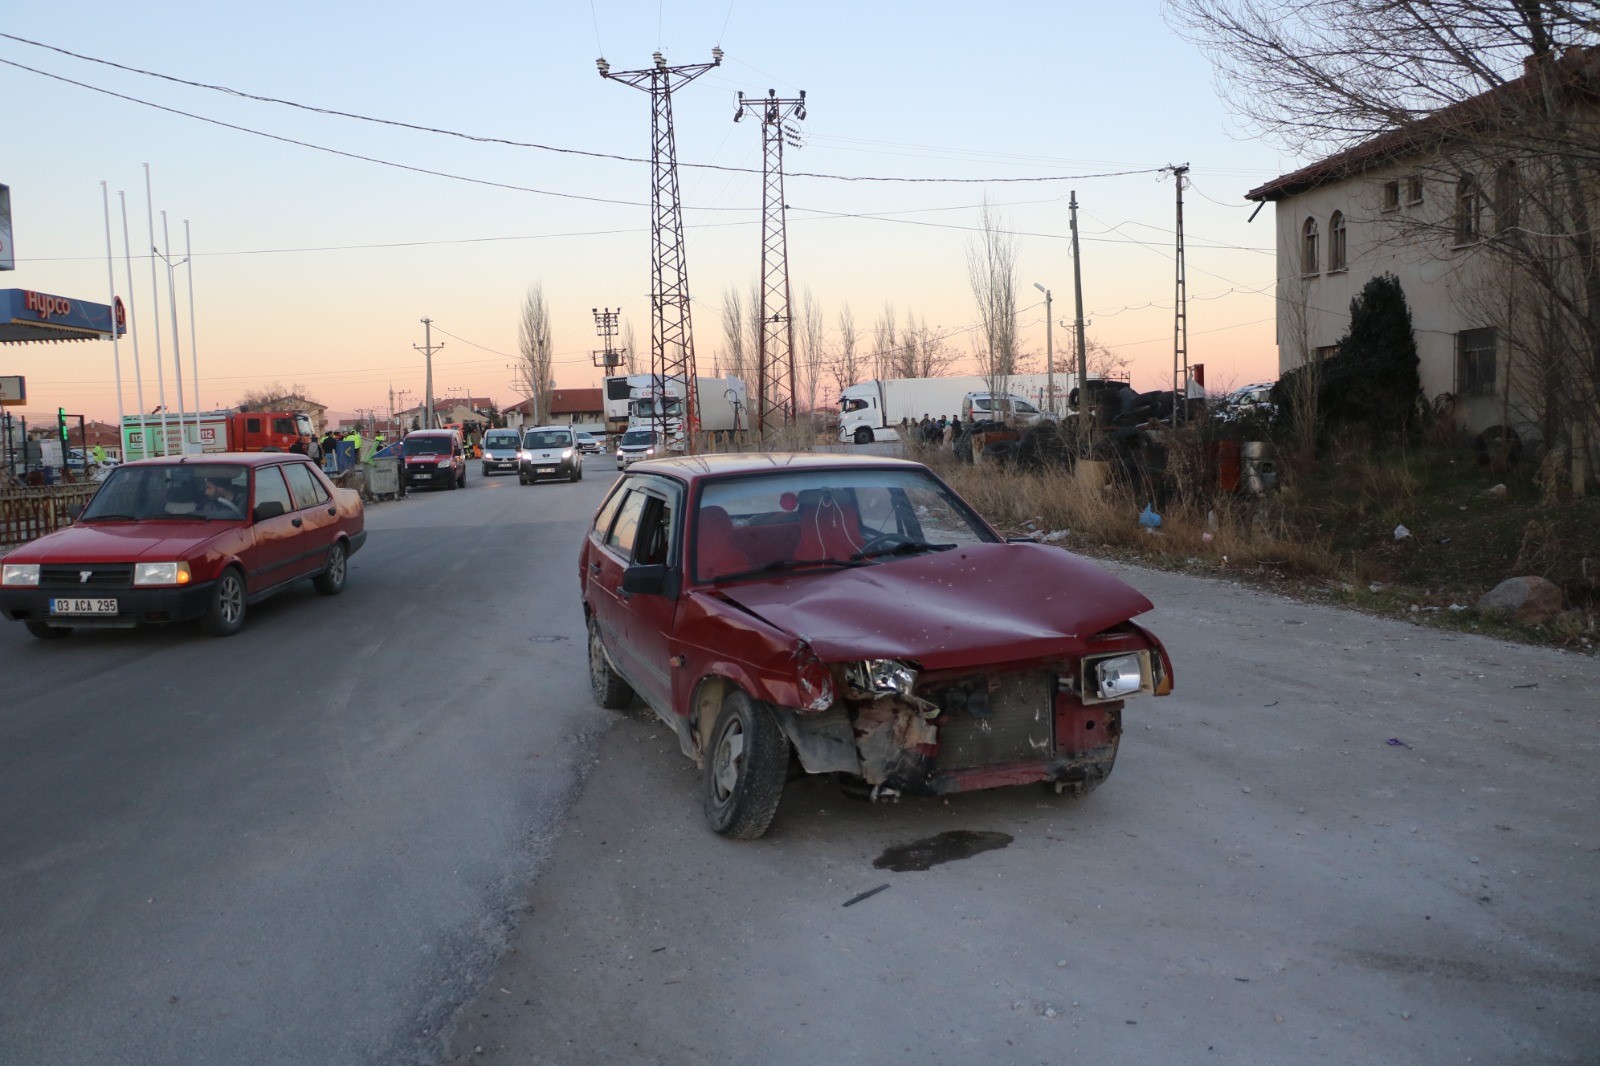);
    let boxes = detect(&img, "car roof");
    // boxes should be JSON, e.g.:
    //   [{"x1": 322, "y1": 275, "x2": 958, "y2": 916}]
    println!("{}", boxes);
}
[
  {"x1": 118, "y1": 452, "x2": 319, "y2": 469},
  {"x1": 524, "y1": 424, "x2": 574, "y2": 433},
  {"x1": 407, "y1": 428, "x2": 457, "y2": 436},
  {"x1": 628, "y1": 451, "x2": 927, "y2": 484}
]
